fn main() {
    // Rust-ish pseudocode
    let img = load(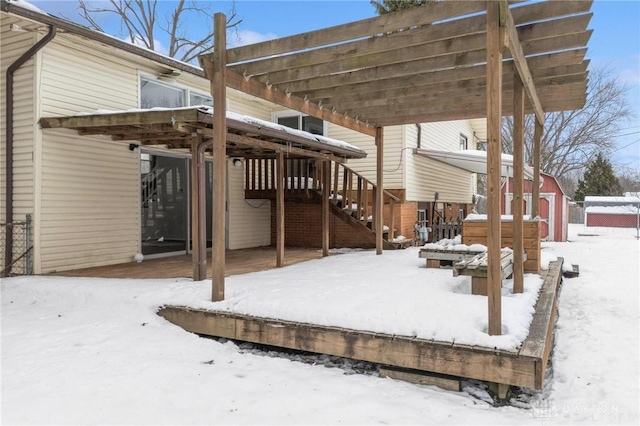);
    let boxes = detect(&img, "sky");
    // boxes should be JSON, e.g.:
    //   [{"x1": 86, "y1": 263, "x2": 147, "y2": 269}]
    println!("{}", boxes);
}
[
  {"x1": 2, "y1": 224, "x2": 639, "y2": 423},
  {"x1": 25, "y1": 0, "x2": 640, "y2": 173}
]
